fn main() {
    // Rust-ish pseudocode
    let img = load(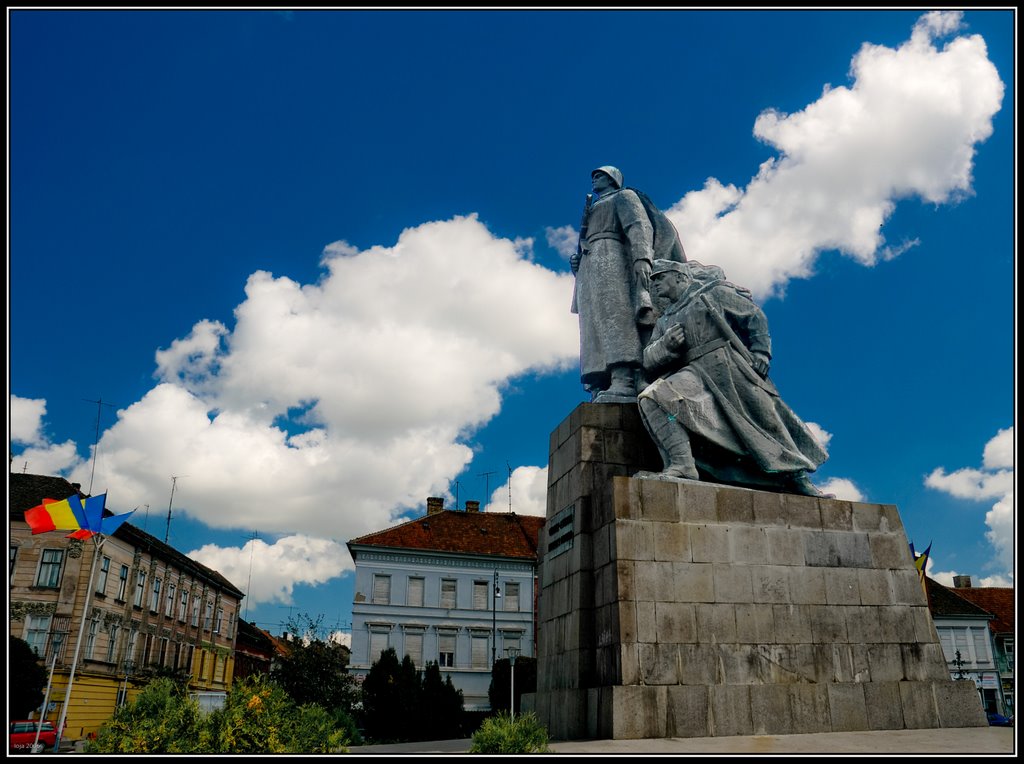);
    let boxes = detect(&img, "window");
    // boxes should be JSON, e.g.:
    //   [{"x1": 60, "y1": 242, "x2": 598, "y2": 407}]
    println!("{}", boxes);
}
[
  {"x1": 504, "y1": 582, "x2": 521, "y2": 612},
  {"x1": 192, "y1": 597, "x2": 200, "y2": 627},
  {"x1": 215, "y1": 654, "x2": 226, "y2": 681},
  {"x1": 369, "y1": 630, "x2": 389, "y2": 662},
  {"x1": 1006, "y1": 639, "x2": 1014, "y2": 661},
  {"x1": 96, "y1": 556, "x2": 110, "y2": 594},
  {"x1": 225, "y1": 612, "x2": 234, "y2": 639},
  {"x1": 215, "y1": 608, "x2": 223, "y2": 634},
  {"x1": 173, "y1": 641, "x2": 183, "y2": 670},
  {"x1": 372, "y1": 574, "x2": 391, "y2": 605},
  {"x1": 405, "y1": 632, "x2": 423, "y2": 667},
  {"x1": 143, "y1": 633, "x2": 154, "y2": 665},
  {"x1": 504, "y1": 633, "x2": 522, "y2": 657},
  {"x1": 85, "y1": 617, "x2": 100, "y2": 659},
  {"x1": 972, "y1": 629, "x2": 992, "y2": 665},
  {"x1": 10, "y1": 545, "x2": 17, "y2": 576},
  {"x1": 204, "y1": 601, "x2": 214, "y2": 631},
  {"x1": 150, "y1": 578, "x2": 162, "y2": 611},
  {"x1": 36, "y1": 549, "x2": 64, "y2": 588},
  {"x1": 159, "y1": 637, "x2": 169, "y2": 666},
  {"x1": 117, "y1": 564, "x2": 129, "y2": 600},
  {"x1": 134, "y1": 570, "x2": 147, "y2": 608},
  {"x1": 440, "y1": 579, "x2": 457, "y2": 609},
  {"x1": 165, "y1": 583, "x2": 176, "y2": 617},
  {"x1": 471, "y1": 634, "x2": 489, "y2": 669},
  {"x1": 179, "y1": 590, "x2": 189, "y2": 621},
  {"x1": 127, "y1": 627, "x2": 140, "y2": 664},
  {"x1": 438, "y1": 632, "x2": 455, "y2": 667},
  {"x1": 182, "y1": 644, "x2": 195, "y2": 673},
  {"x1": 106, "y1": 623, "x2": 120, "y2": 662},
  {"x1": 25, "y1": 614, "x2": 51, "y2": 656},
  {"x1": 473, "y1": 581, "x2": 489, "y2": 610},
  {"x1": 407, "y1": 577, "x2": 424, "y2": 607}
]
